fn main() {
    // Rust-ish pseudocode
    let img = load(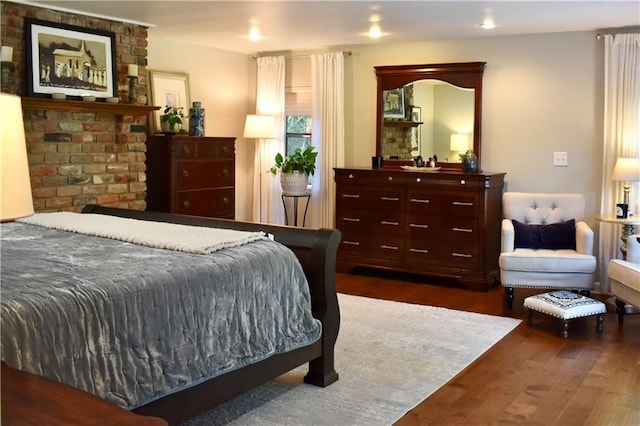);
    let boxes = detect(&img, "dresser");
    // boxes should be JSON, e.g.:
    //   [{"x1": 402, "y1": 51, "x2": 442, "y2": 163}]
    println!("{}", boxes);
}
[
  {"x1": 146, "y1": 135, "x2": 235, "y2": 219},
  {"x1": 334, "y1": 167, "x2": 505, "y2": 291}
]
